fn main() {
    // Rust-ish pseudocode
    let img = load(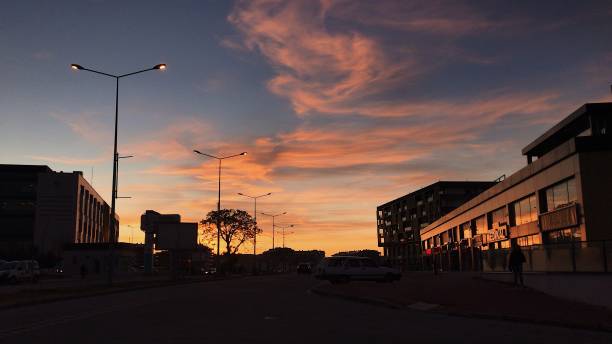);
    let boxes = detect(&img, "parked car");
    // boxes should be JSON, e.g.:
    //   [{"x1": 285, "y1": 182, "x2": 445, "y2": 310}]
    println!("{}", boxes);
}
[
  {"x1": 314, "y1": 256, "x2": 401, "y2": 283},
  {"x1": 296, "y1": 263, "x2": 312, "y2": 274},
  {"x1": 0, "y1": 260, "x2": 40, "y2": 284}
]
